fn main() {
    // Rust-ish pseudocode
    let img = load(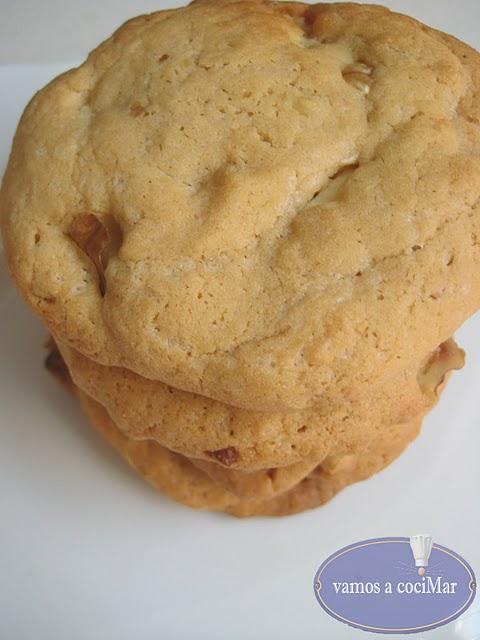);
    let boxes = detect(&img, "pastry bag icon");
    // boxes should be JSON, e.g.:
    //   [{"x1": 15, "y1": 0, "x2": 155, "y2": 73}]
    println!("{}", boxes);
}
[{"x1": 410, "y1": 534, "x2": 433, "y2": 576}]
